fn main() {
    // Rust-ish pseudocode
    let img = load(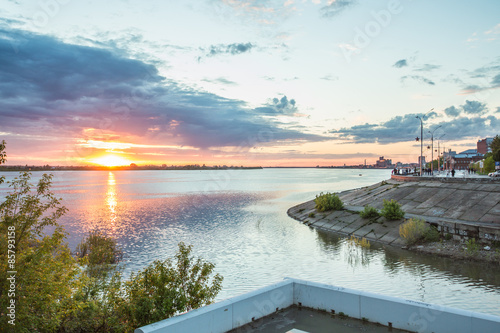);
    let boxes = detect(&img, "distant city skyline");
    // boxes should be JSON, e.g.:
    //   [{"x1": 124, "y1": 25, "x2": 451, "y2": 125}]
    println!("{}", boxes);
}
[{"x1": 1, "y1": 0, "x2": 499, "y2": 167}]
